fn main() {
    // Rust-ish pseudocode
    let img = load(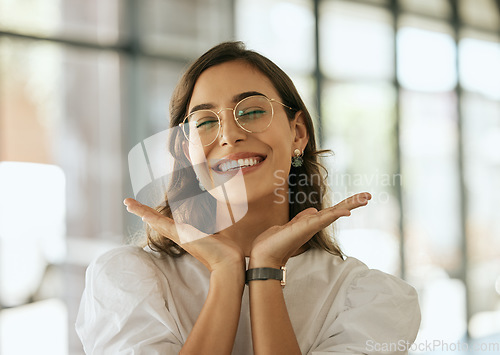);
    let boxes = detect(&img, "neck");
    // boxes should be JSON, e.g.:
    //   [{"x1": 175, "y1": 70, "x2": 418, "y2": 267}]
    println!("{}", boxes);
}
[{"x1": 215, "y1": 193, "x2": 289, "y2": 256}]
